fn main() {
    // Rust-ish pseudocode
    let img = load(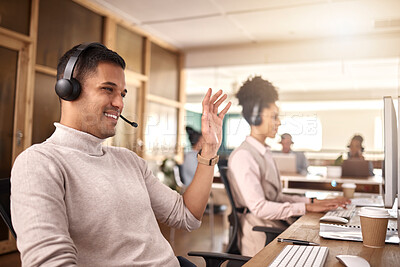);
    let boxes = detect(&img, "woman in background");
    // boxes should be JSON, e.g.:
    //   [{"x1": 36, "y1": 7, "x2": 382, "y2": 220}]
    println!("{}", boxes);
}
[
  {"x1": 228, "y1": 76, "x2": 350, "y2": 256},
  {"x1": 347, "y1": 134, "x2": 374, "y2": 176},
  {"x1": 181, "y1": 126, "x2": 204, "y2": 185}
]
